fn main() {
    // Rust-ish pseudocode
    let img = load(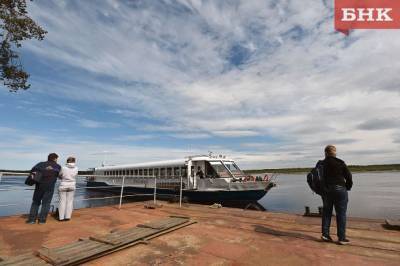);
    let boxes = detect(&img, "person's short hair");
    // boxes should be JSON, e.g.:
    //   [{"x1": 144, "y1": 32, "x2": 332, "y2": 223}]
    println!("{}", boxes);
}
[
  {"x1": 66, "y1": 157, "x2": 76, "y2": 163},
  {"x1": 324, "y1": 145, "x2": 336, "y2": 157},
  {"x1": 48, "y1": 153, "x2": 59, "y2": 161}
]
